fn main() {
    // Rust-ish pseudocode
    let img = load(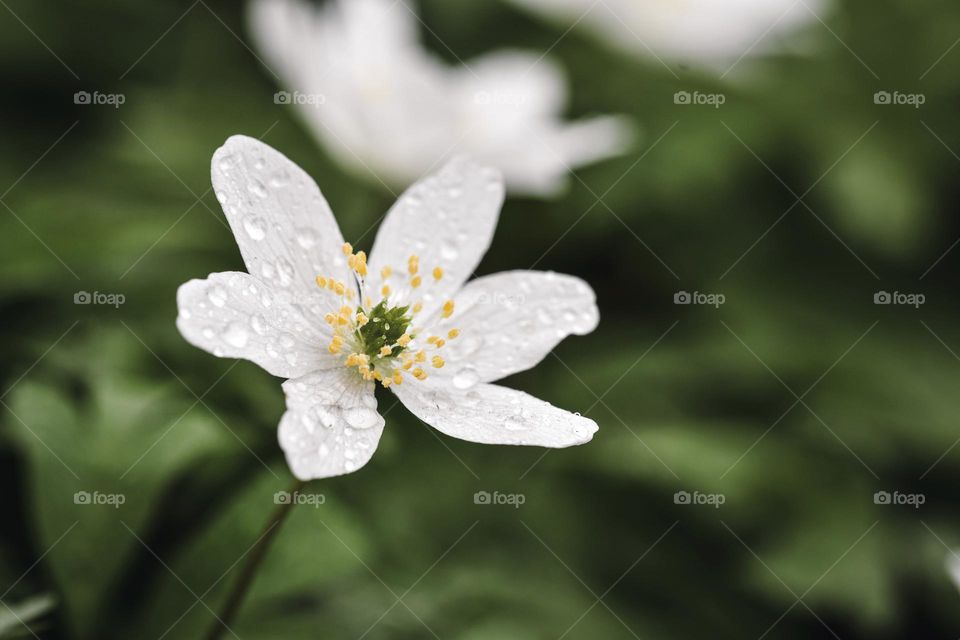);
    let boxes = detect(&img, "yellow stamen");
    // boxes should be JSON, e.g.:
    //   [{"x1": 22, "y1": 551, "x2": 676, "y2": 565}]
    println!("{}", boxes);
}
[
  {"x1": 379, "y1": 346, "x2": 392, "y2": 357},
  {"x1": 410, "y1": 275, "x2": 422, "y2": 288},
  {"x1": 413, "y1": 367, "x2": 427, "y2": 381},
  {"x1": 431, "y1": 356, "x2": 445, "y2": 369},
  {"x1": 397, "y1": 334, "x2": 411, "y2": 347},
  {"x1": 433, "y1": 267, "x2": 443, "y2": 280},
  {"x1": 356, "y1": 312, "x2": 369, "y2": 327},
  {"x1": 442, "y1": 300, "x2": 455, "y2": 318},
  {"x1": 434, "y1": 339, "x2": 446, "y2": 348},
  {"x1": 393, "y1": 371, "x2": 403, "y2": 385},
  {"x1": 316, "y1": 276, "x2": 327, "y2": 288},
  {"x1": 342, "y1": 242, "x2": 353, "y2": 255},
  {"x1": 412, "y1": 302, "x2": 423, "y2": 314},
  {"x1": 447, "y1": 328, "x2": 460, "y2": 339},
  {"x1": 408, "y1": 255, "x2": 419, "y2": 275},
  {"x1": 415, "y1": 350, "x2": 426, "y2": 363},
  {"x1": 381, "y1": 285, "x2": 391, "y2": 297},
  {"x1": 381, "y1": 266, "x2": 393, "y2": 280}
]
